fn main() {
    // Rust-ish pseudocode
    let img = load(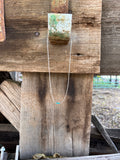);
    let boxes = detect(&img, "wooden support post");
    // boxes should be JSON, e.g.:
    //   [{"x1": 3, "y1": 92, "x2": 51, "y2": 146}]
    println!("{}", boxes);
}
[{"x1": 20, "y1": 73, "x2": 93, "y2": 159}]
